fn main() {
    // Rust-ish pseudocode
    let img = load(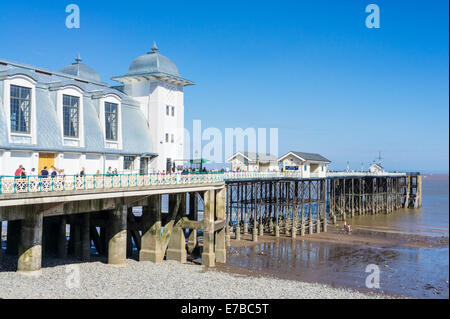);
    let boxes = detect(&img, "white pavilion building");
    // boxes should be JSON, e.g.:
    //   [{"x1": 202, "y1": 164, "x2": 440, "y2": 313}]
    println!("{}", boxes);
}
[{"x1": 0, "y1": 43, "x2": 193, "y2": 176}]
